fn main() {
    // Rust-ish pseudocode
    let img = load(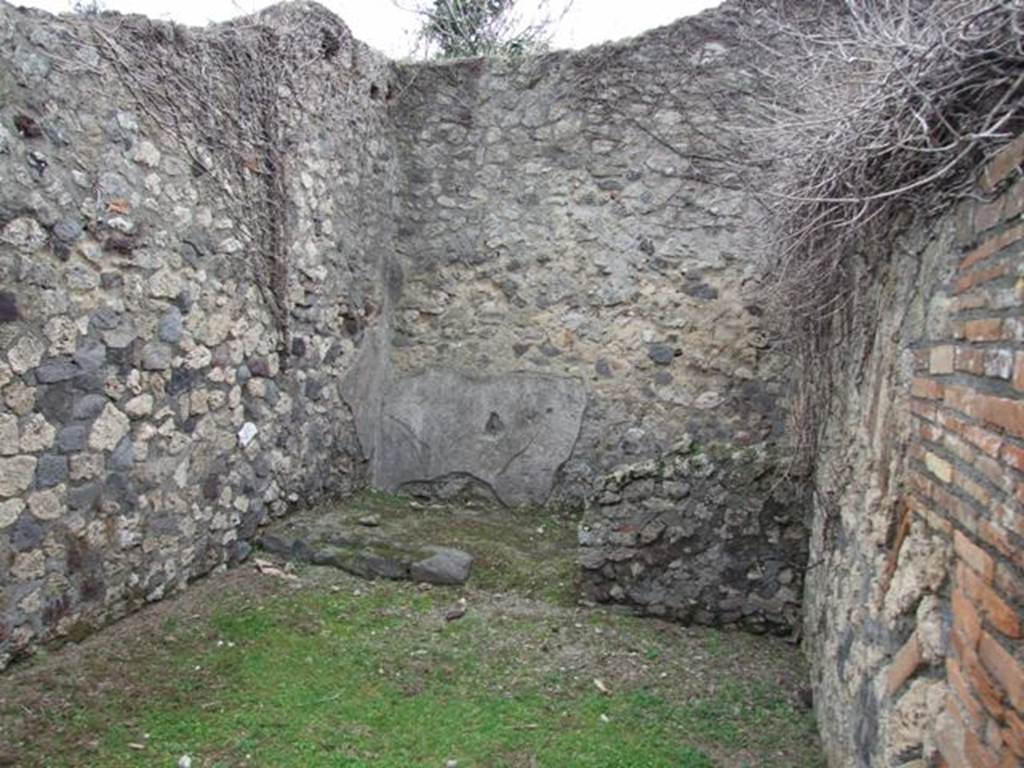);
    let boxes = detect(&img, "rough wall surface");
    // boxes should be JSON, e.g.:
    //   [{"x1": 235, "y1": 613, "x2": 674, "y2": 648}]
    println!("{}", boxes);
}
[
  {"x1": 805, "y1": 137, "x2": 1024, "y2": 767},
  {"x1": 578, "y1": 436, "x2": 808, "y2": 633},
  {"x1": 0, "y1": 0, "x2": 809, "y2": 677},
  {"x1": 369, "y1": 369, "x2": 587, "y2": 506},
  {"x1": 0, "y1": 1, "x2": 399, "y2": 667},
  {"x1": 386, "y1": 13, "x2": 785, "y2": 502}
]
